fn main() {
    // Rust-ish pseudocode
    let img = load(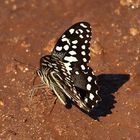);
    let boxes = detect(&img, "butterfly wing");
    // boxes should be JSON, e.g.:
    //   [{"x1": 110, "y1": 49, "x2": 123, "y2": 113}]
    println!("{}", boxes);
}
[
  {"x1": 71, "y1": 66, "x2": 101, "y2": 109},
  {"x1": 52, "y1": 22, "x2": 91, "y2": 73},
  {"x1": 40, "y1": 55, "x2": 90, "y2": 110},
  {"x1": 51, "y1": 22, "x2": 101, "y2": 111}
]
